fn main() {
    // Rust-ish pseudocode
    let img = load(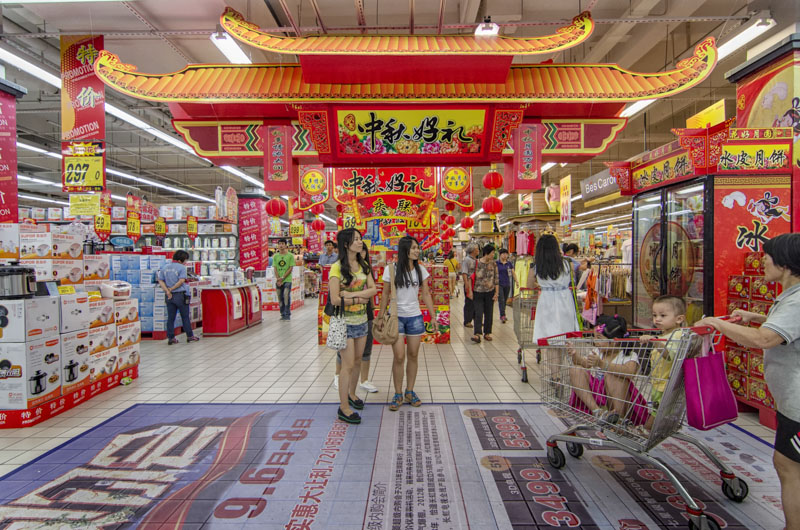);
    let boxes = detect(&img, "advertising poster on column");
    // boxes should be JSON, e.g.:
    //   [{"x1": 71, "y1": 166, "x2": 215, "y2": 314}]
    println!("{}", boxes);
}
[
  {"x1": 238, "y1": 197, "x2": 267, "y2": 270},
  {"x1": 0, "y1": 92, "x2": 19, "y2": 223},
  {"x1": 60, "y1": 35, "x2": 105, "y2": 141},
  {"x1": 559, "y1": 175, "x2": 572, "y2": 229}
]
